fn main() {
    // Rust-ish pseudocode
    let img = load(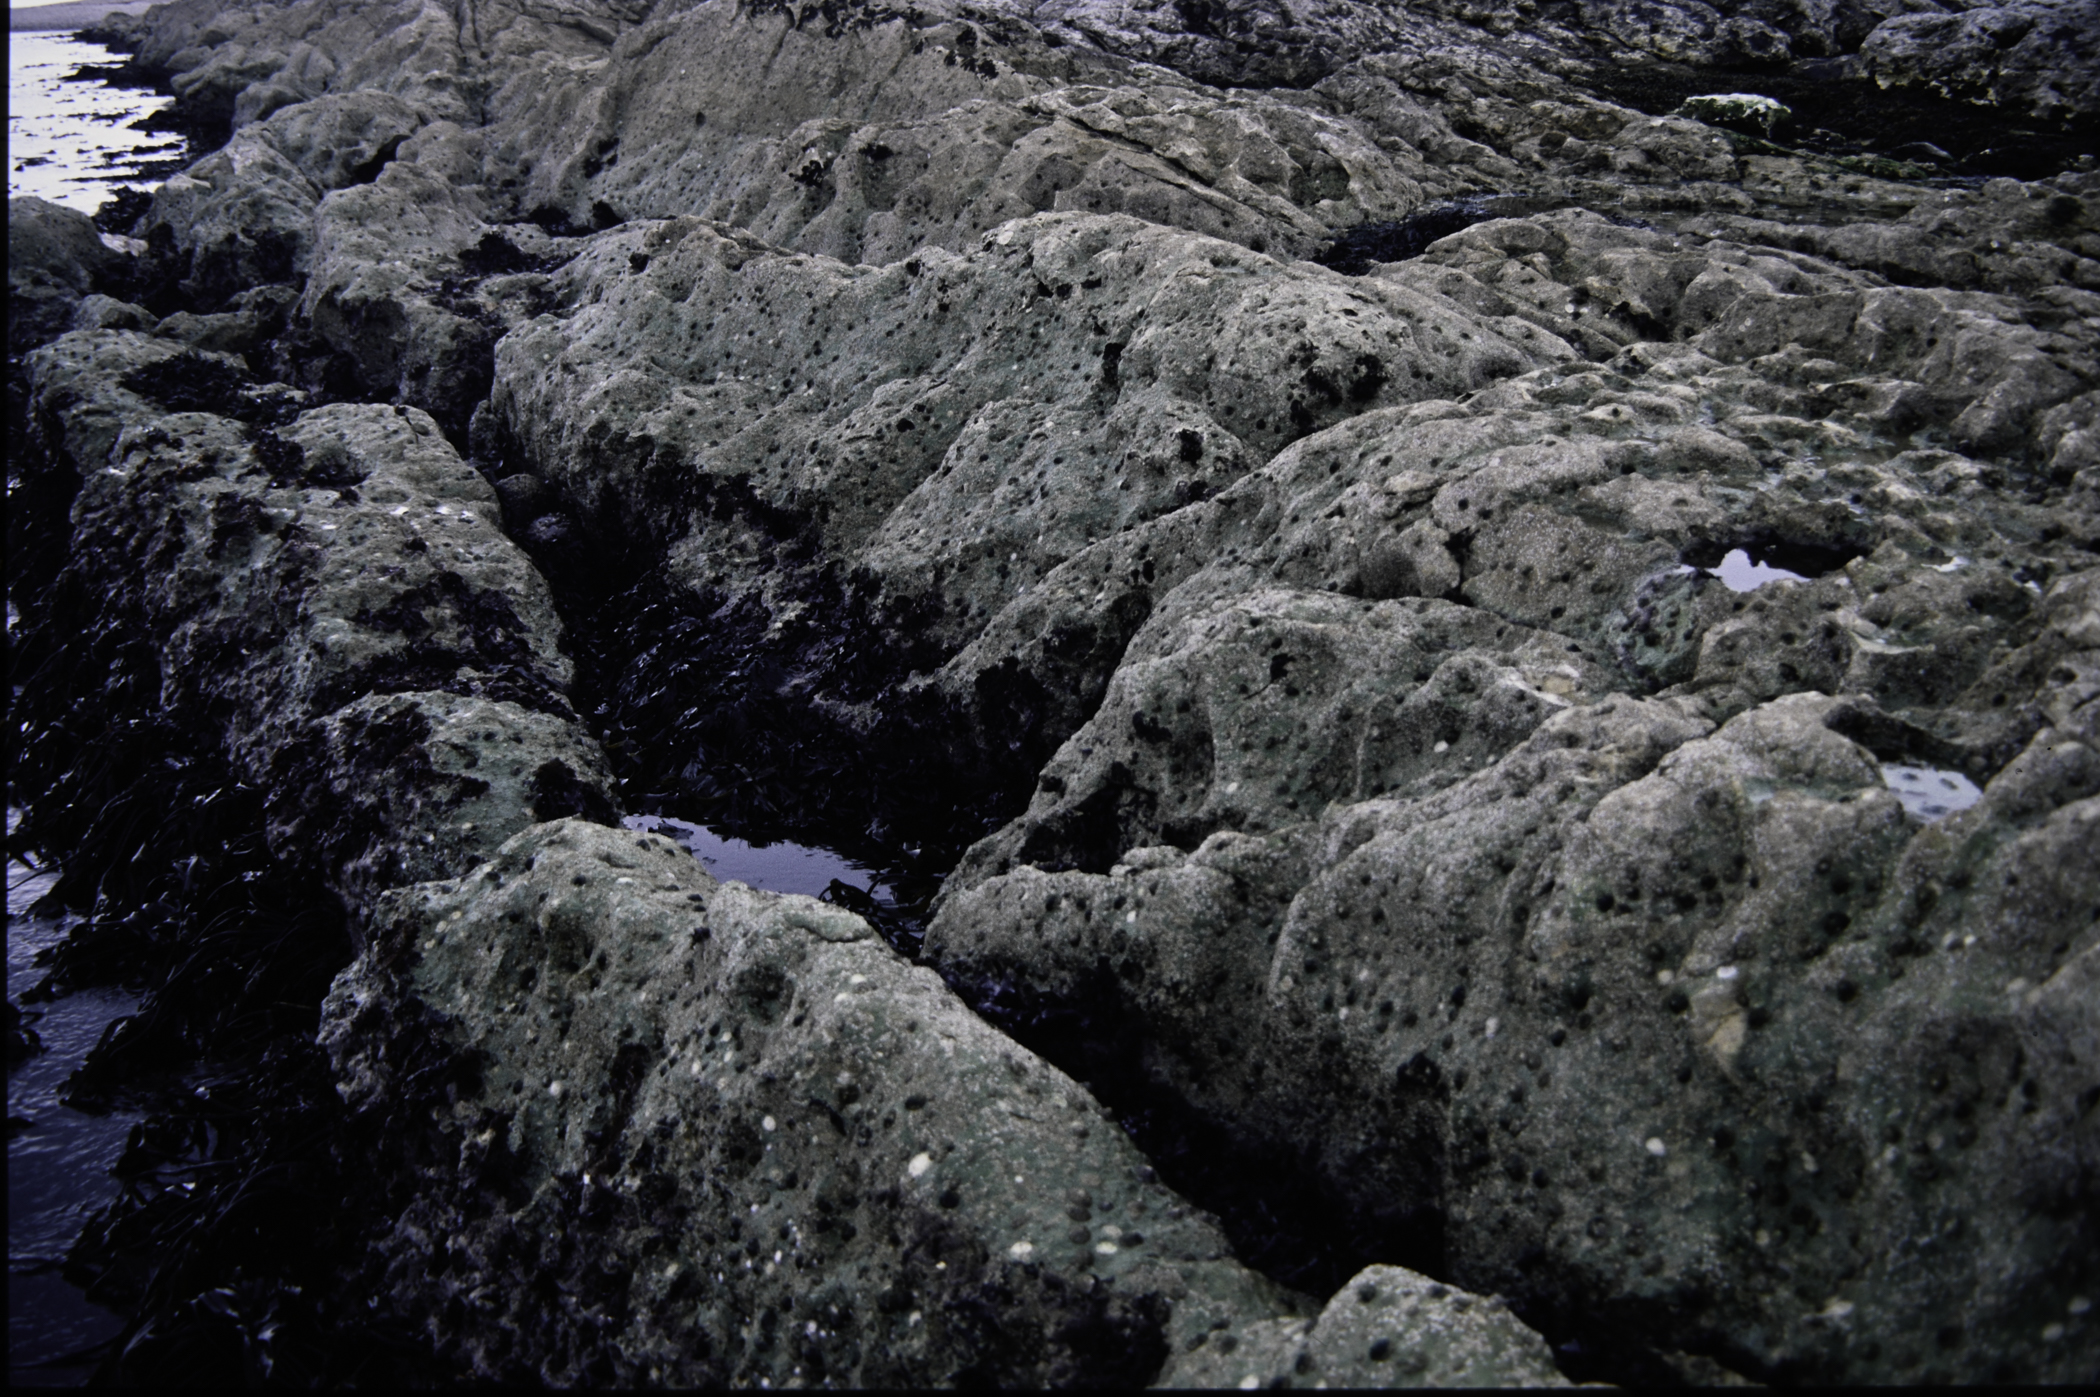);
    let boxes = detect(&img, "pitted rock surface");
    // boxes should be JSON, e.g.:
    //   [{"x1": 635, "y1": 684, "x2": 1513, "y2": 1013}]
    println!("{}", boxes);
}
[
  {"x1": 321, "y1": 817, "x2": 1560, "y2": 1384},
  {"x1": 10, "y1": 0, "x2": 2100, "y2": 1386},
  {"x1": 19, "y1": 331, "x2": 613, "y2": 912},
  {"x1": 8, "y1": 198, "x2": 126, "y2": 353},
  {"x1": 1158, "y1": 1263, "x2": 1569, "y2": 1387}
]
